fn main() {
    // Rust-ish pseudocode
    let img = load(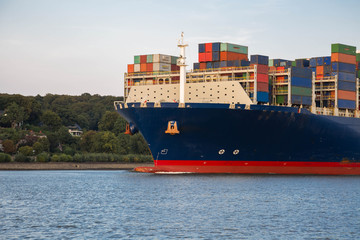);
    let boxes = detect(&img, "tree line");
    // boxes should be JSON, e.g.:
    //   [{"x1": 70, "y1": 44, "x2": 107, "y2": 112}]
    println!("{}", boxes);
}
[{"x1": 0, "y1": 93, "x2": 152, "y2": 163}]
